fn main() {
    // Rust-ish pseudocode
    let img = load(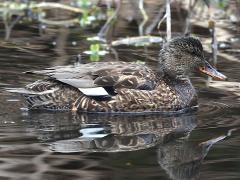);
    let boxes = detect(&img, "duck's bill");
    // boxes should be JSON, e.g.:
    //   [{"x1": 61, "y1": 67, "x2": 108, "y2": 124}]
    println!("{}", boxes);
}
[{"x1": 199, "y1": 61, "x2": 227, "y2": 80}]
